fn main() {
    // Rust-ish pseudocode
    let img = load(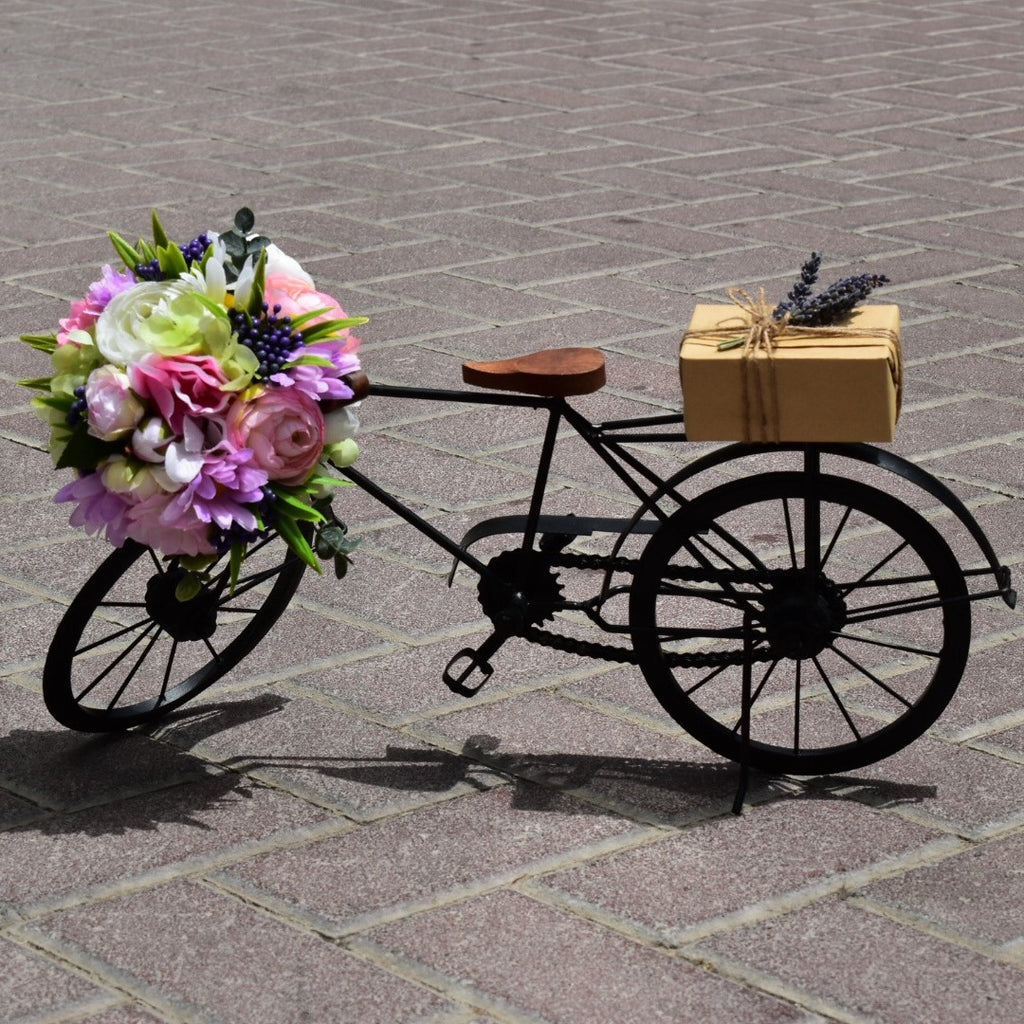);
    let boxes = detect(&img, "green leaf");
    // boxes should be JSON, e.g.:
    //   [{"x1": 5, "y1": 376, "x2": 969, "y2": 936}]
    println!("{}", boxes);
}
[
  {"x1": 247, "y1": 247, "x2": 267, "y2": 316},
  {"x1": 272, "y1": 489, "x2": 326, "y2": 522},
  {"x1": 108, "y1": 231, "x2": 142, "y2": 269},
  {"x1": 299, "y1": 317, "x2": 370, "y2": 343},
  {"x1": 275, "y1": 515, "x2": 321, "y2": 572},
  {"x1": 157, "y1": 243, "x2": 188, "y2": 277},
  {"x1": 20, "y1": 333, "x2": 58, "y2": 353},
  {"x1": 194, "y1": 293, "x2": 232, "y2": 321},
  {"x1": 34, "y1": 393, "x2": 72, "y2": 413},
  {"x1": 234, "y1": 207, "x2": 256, "y2": 234},
  {"x1": 151, "y1": 210, "x2": 170, "y2": 250},
  {"x1": 306, "y1": 474, "x2": 352, "y2": 490},
  {"x1": 229, "y1": 543, "x2": 245, "y2": 594},
  {"x1": 288, "y1": 309, "x2": 367, "y2": 331},
  {"x1": 55, "y1": 427, "x2": 123, "y2": 471},
  {"x1": 286, "y1": 353, "x2": 335, "y2": 369},
  {"x1": 137, "y1": 238, "x2": 157, "y2": 263},
  {"x1": 174, "y1": 573, "x2": 203, "y2": 602},
  {"x1": 18, "y1": 377, "x2": 52, "y2": 391},
  {"x1": 717, "y1": 337, "x2": 745, "y2": 351}
]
